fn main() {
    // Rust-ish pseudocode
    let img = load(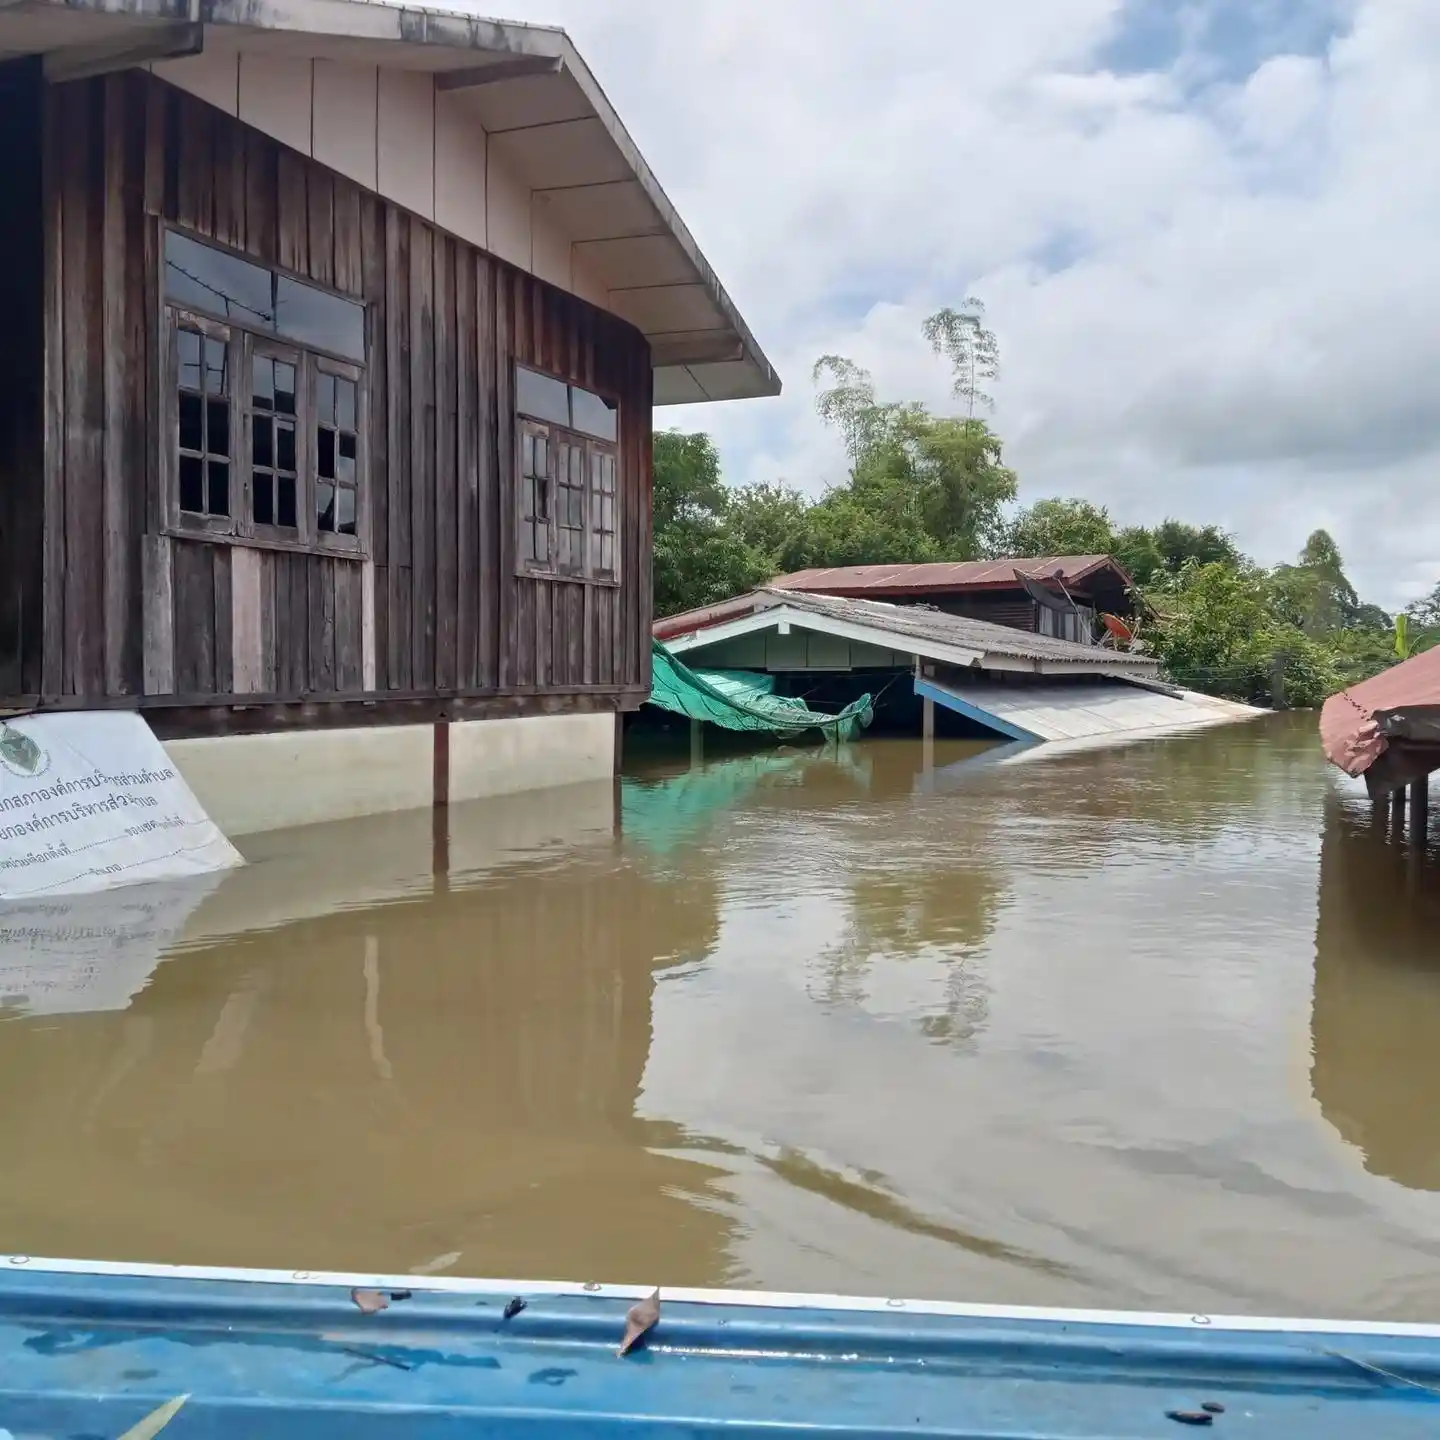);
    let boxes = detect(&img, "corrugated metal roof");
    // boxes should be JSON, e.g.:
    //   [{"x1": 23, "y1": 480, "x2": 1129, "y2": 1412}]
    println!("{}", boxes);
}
[
  {"x1": 653, "y1": 593, "x2": 767, "y2": 642},
  {"x1": 1320, "y1": 646, "x2": 1440, "y2": 778},
  {"x1": 924, "y1": 678, "x2": 1259, "y2": 742},
  {"x1": 660, "y1": 588, "x2": 1158, "y2": 673},
  {"x1": 767, "y1": 590, "x2": 1156, "y2": 668},
  {"x1": 771, "y1": 556, "x2": 1127, "y2": 595}
]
